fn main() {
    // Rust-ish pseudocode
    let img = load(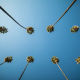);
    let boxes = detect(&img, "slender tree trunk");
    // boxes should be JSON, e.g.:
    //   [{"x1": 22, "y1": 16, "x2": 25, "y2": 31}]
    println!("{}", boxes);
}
[
  {"x1": 56, "y1": 63, "x2": 68, "y2": 80},
  {"x1": 53, "y1": 0, "x2": 76, "y2": 26},
  {"x1": 0, "y1": 62, "x2": 5, "y2": 65},
  {"x1": 19, "y1": 63, "x2": 28, "y2": 80},
  {"x1": 0, "y1": 6, "x2": 26, "y2": 29}
]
